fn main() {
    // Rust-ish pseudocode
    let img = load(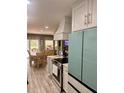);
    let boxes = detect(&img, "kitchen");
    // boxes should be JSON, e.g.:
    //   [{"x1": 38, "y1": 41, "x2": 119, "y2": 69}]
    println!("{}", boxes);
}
[{"x1": 27, "y1": 0, "x2": 97, "y2": 93}]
